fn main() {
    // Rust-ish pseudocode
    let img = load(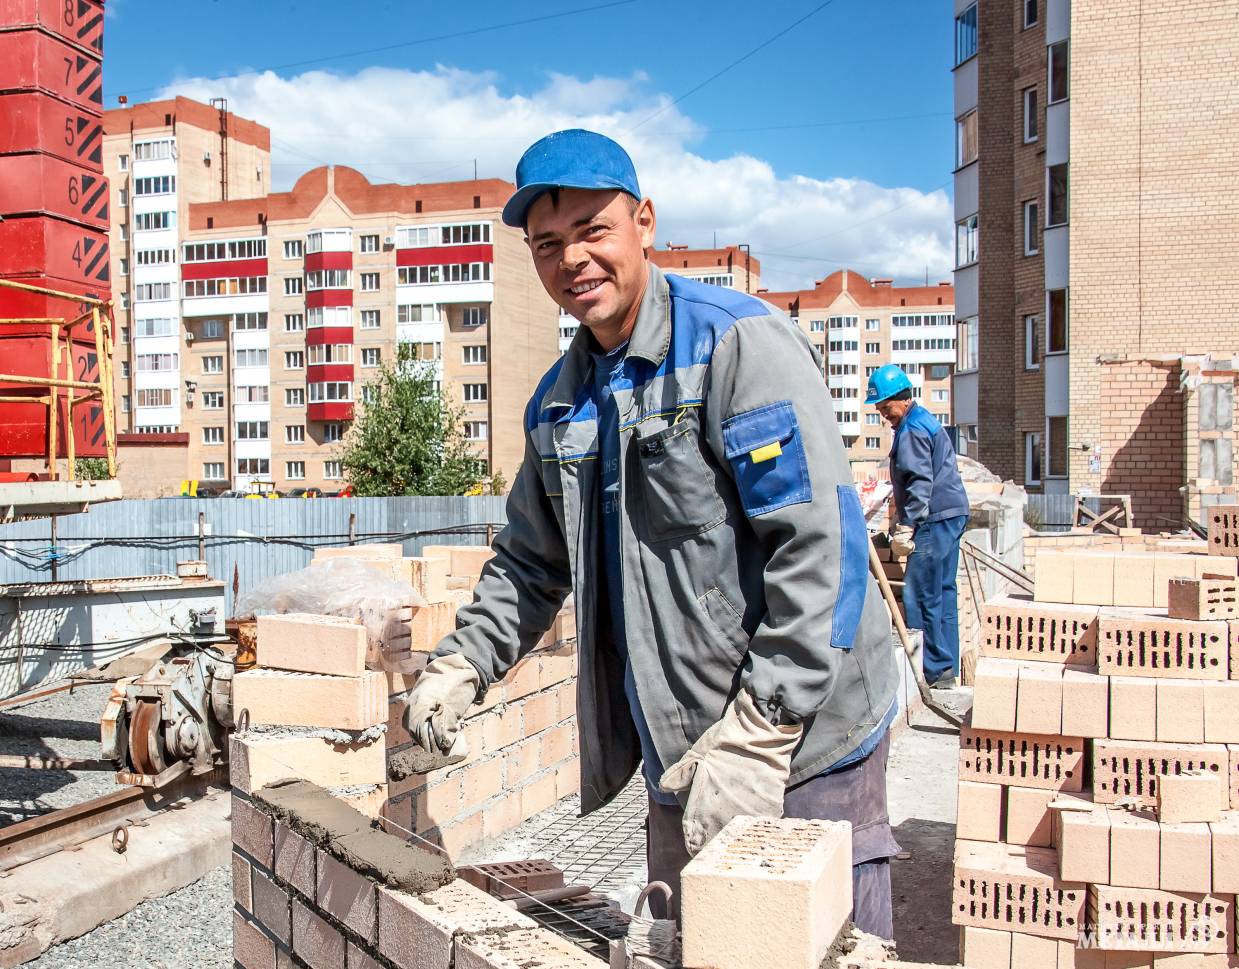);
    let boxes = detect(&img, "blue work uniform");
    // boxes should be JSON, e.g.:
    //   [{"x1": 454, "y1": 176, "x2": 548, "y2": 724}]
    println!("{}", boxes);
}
[{"x1": 889, "y1": 403, "x2": 970, "y2": 682}]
